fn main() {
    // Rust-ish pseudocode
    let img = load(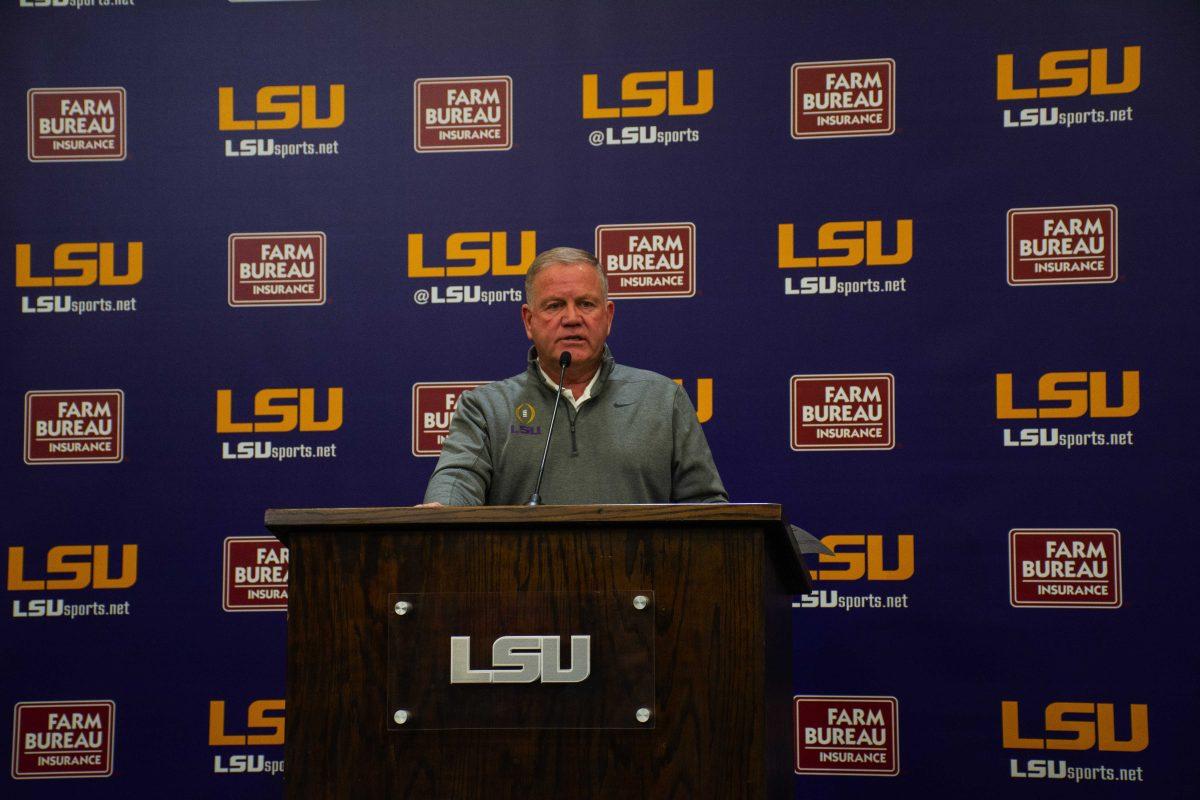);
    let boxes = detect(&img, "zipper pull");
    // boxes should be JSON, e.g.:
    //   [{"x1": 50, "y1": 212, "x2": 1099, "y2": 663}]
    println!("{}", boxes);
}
[{"x1": 569, "y1": 419, "x2": 578, "y2": 456}]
